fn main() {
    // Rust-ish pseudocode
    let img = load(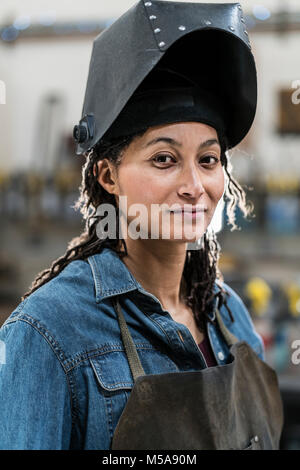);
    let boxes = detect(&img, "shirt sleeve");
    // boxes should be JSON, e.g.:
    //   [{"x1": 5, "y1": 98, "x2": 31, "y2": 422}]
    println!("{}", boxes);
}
[{"x1": 0, "y1": 318, "x2": 72, "y2": 450}]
